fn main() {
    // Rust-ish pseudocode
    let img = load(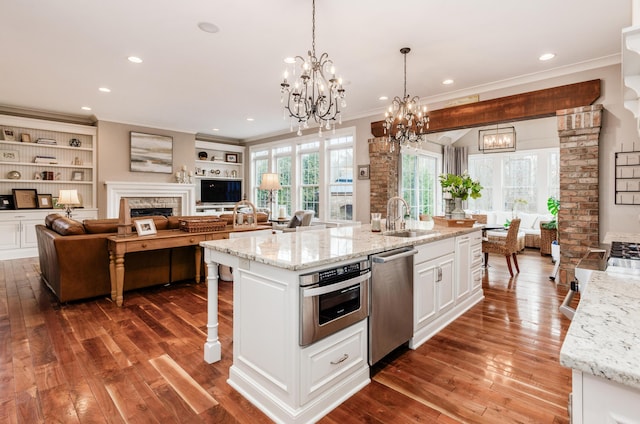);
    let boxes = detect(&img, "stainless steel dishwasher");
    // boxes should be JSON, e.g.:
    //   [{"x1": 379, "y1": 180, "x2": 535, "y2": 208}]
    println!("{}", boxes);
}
[{"x1": 369, "y1": 247, "x2": 417, "y2": 365}]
